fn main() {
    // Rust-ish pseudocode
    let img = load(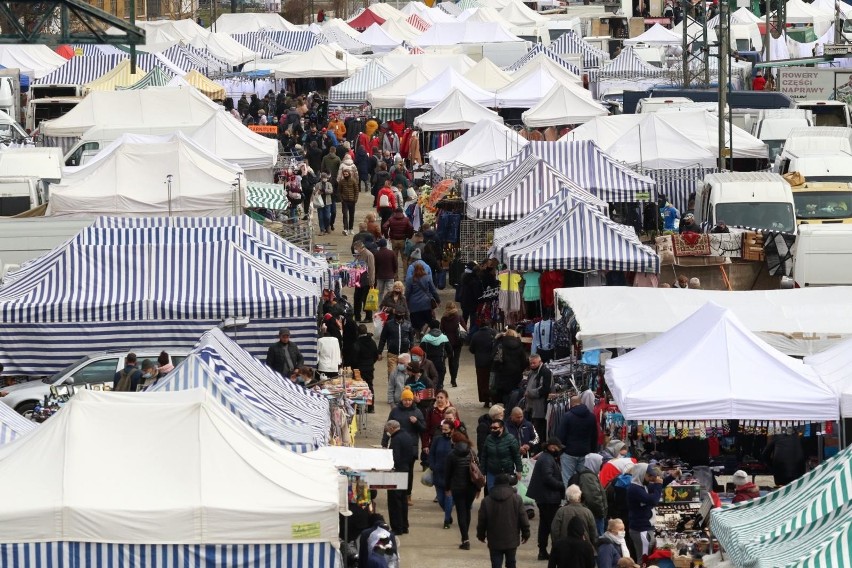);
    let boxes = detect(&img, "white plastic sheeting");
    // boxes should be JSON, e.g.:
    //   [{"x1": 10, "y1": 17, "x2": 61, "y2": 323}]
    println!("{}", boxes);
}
[
  {"x1": 605, "y1": 303, "x2": 838, "y2": 421},
  {"x1": 413, "y1": 89, "x2": 502, "y2": 131},
  {"x1": 0, "y1": 388, "x2": 341, "y2": 544},
  {"x1": 555, "y1": 286, "x2": 852, "y2": 356},
  {"x1": 805, "y1": 338, "x2": 852, "y2": 417}
]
